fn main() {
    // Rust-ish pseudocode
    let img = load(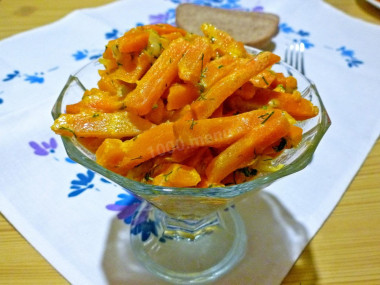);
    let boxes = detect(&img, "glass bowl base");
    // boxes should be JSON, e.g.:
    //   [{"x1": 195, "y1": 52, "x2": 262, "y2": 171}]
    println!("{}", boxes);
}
[{"x1": 130, "y1": 202, "x2": 247, "y2": 284}]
